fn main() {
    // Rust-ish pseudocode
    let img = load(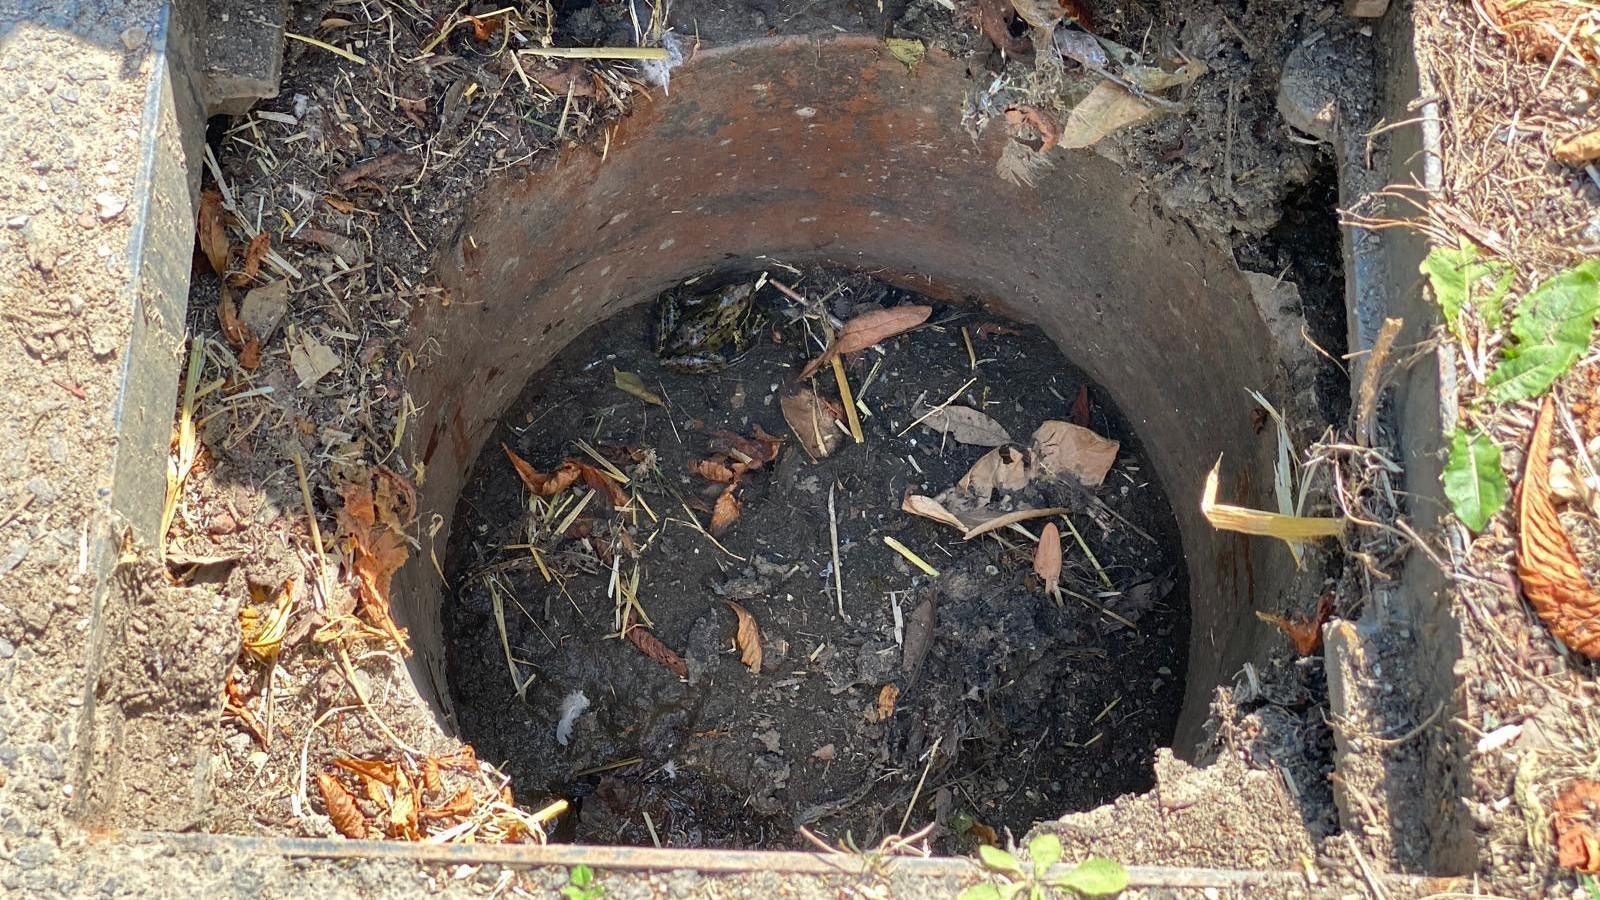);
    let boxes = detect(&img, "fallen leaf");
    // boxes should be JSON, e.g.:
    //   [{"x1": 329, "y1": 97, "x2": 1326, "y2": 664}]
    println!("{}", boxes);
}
[
  {"x1": 1034, "y1": 522, "x2": 1062, "y2": 596},
  {"x1": 222, "y1": 677, "x2": 267, "y2": 746},
  {"x1": 530, "y1": 61, "x2": 599, "y2": 98},
  {"x1": 1030, "y1": 420, "x2": 1119, "y2": 487},
  {"x1": 1009, "y1": 0, "x2": 1092, "y2": 27},
  {"x1": 690, "y1": 459, "x2": 740, "y2": 484},
  {"x1": 1484, "y1": 0, "x2": 1595, "y2": 62},
  {"x1": 724, "y1": 600, "x2": 762, "y2": 674},
  {"x1": 886, "y1": 37, "x2": 926, "y2": 72},
  {"x1": 1555, "y1": 780, "x2": 1600, "y2": 873},
  {"x1": 217, "y1": 287, "x2": 256, "y2": 353},
  {"x1": 335, "y1": 469, "x2": 415, "y2": 654},
  {"x1": 335, "y1": 153, "x2": 420, "y2": 190},
  {"x1": 1004, "y1": 105, "x2": 1061, "y2": 152},
  {"x1": 502, "y1": 444, "x2": 581, "y2": 496},
  {"x1": 317, "y1": 772, "x2": 367, "y2": 839},
  {"x1": 240, "y1": 580, "x2": 294, "y2": 663},
  {"x1": 708, "y1": 427, "x2": 785, "y2": 468},
  {"x1": 197, "y1": 189, "x2": 230, "y2": 274},
  {"x1": 386, "y1": 768, "x2": 421, "y2": 839},
  {"x1": 466, "y1": 13, "x2": 501, "y2": 41},
  {"x1": 624, "y1": 610, "x2": 688, "y2": 678},
  {"x1": 969, "y1": 823, "x2": 999, "y2": 845},
  {"x1": 799, "y1": 305, "x2": 933, "y2": 379},
  {"x1": 874, "y1": 683, "x2": 899, "y2": 721},
  {"x1": 422, "y1": 786, "x2": 476, "y2": 821},
  {"x1": 290, "y1": 332, "x2": 341, "y2": 387},
  {"x1": 977, "y1": 0, "x2": 1033, "y2": 55},
  {"x1": 953, "y1": 444, "x2": 1032, "y2": 505},
  {"x1": 1556, "y1": 129, "x2": 1600, "y2": 166},
  {"x1": 1517, "y1": 398, "x2": 1600, "y2": 658},
  {"x1": 422, "y1": 756, "x2": 442, "y2": 794},
  {"x1": 812, "y1": 744, "x2": 836, "y2": 761},
  {"x1": 916, "y1": 404, "x2": 1012, "y2": 447},
  {"x1": 572, "y1": 460, "x2": 629, "y2": 507},
  {"x1": 902, "y1": 595, "x2": 935, "y2": 675},
  {"x1": 614, "y1": 368, "x2": 665, "y2": 406},
  {"x1": 334, "y1": 756, "x2": 399, "y2": 787},
  {"x1": 233, "y1": 231, "x2": 270, "y2": 285},
  {"x1": 1070, "y1": 386, "x2": 1092, "y2": 426},
  {"x1": 297, "y1": 227, "x2": 366, "y2": 268},
  {"x1": 710, "y1": 485, "x2": 741, "y2": 536},
  {"x1": 902, "y1": 494, "x2": 971, "y2": 532},
  {"x1": 782, "y1": 387, "x2": 846, "y2": 460},
  {"x1": 1256, "y1": 593, "x2": 1335, "y2": 656},
  {"x1": 1059, "y1": 81, "x2": 1157, "y2": 150},
  {"x1": 239, "y1": 281, "x2": 290, "y2": 344}
]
